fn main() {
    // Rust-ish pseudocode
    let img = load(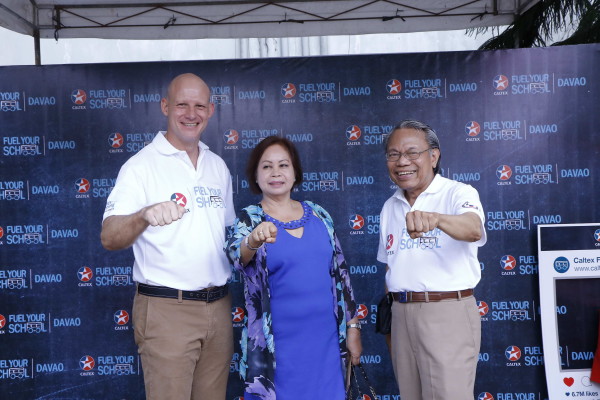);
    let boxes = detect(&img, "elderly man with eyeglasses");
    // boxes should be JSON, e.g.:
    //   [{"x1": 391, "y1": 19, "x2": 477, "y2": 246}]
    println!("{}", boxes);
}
[{"x1": 377, "y1": 119, "x2": 487, "y2": 400}]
